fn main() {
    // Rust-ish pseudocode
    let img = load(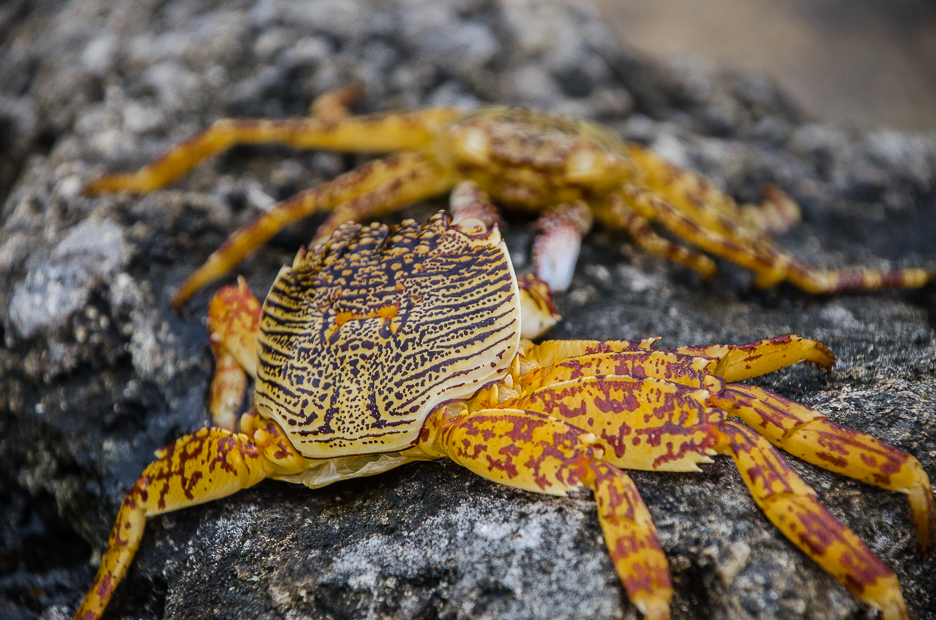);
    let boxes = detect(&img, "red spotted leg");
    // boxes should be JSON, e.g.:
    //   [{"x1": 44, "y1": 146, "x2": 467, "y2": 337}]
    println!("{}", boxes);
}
[
  {"x1": 715, "y1": 384, "x2": 936, "y2": 552},
  {"x1": 421, "y1": 407, "x2": 673, "y2": 620},
  {"x1": 514, "y1": 336, "x2": 935, "y2": 552},
  {"x1": 504, "y1": 375, "x2": 910, "y2": 619},
  {"x1": 73, "y1": 417, "x2": 308, "y2": 620},
  {"x1": 612, "y1": 181, "x2": 931, "y2": 293},
  {"x1": 206, "y1": 277, "x2": 262, "y2": 431},
  {"x1": 715, "y1": 420, "x2": 908, "y2": 620}
]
